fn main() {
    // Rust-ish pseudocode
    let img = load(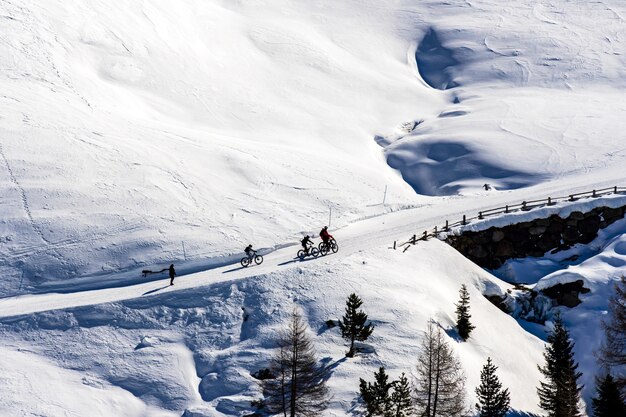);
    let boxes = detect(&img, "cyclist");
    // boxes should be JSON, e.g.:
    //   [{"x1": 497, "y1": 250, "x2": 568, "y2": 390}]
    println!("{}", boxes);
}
[
  {"x1": 319, "y1": 226, "x2": 334, "y2": 249},
  {"x1": 301, "y1": 235, "x2": 313, "y2": 254},
  {"x1": 244, "y1": 244, "x2": 256, "y2": 260}
]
